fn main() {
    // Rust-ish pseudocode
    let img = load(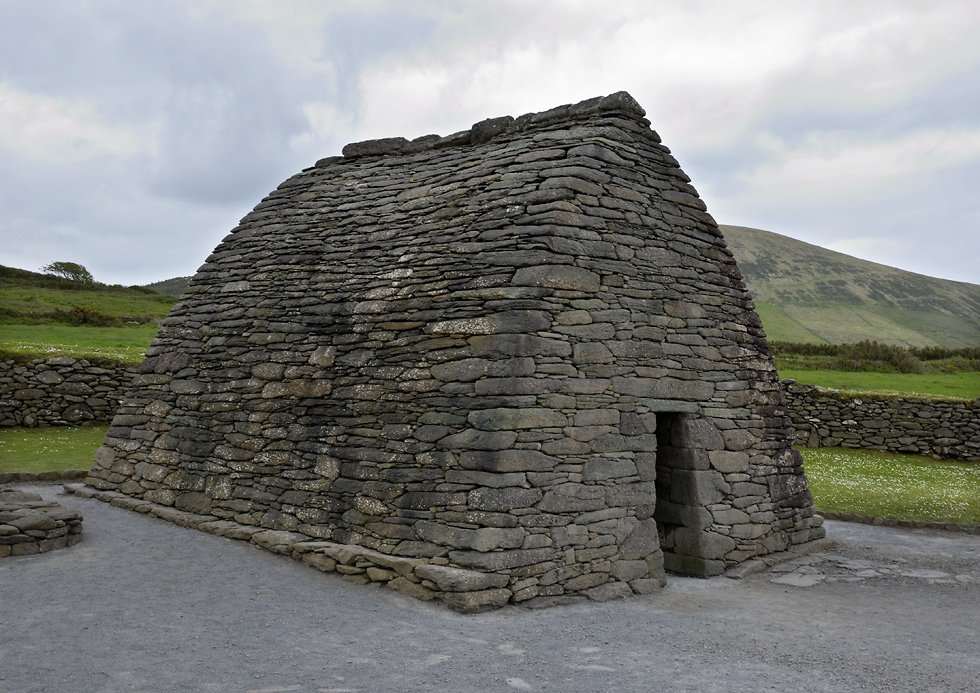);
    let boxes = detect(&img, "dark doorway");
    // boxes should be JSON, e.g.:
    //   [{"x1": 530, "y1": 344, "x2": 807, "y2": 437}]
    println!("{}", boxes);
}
[{"x1": 653, "y1": 412, "x2": 715, "y2": 576}]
